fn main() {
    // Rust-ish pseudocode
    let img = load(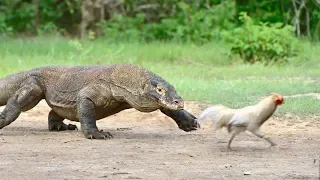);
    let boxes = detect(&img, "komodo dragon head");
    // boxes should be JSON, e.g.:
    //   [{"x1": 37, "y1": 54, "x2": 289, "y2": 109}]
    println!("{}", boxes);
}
[
  {"x1": 145, "y1": 78, "x2": 184, "y2": 111},
  {"x1": 143, "y1": 76, "x2": 200, "y2": 131}
]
